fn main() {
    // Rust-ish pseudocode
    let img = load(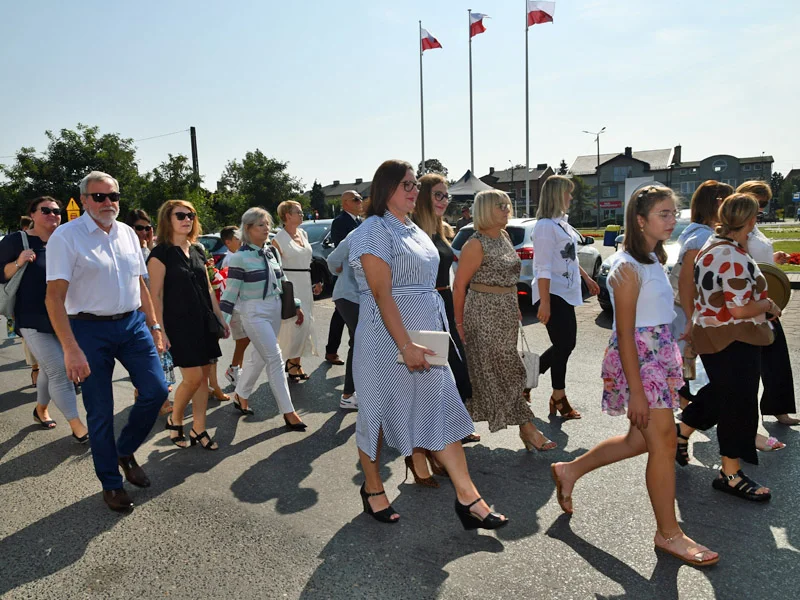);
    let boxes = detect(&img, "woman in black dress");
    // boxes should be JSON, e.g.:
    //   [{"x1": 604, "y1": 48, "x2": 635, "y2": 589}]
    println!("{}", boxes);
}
[{"x1": 148, "y1": 200, "x2": 229, "y2": 450}]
